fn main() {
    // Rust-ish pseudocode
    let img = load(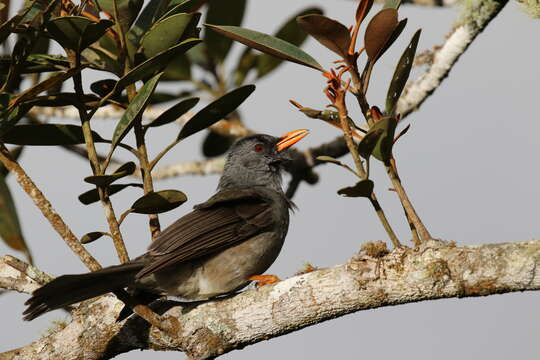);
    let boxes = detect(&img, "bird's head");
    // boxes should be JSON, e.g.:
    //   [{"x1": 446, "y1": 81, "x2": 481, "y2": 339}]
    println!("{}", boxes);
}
[{"x1": 218, "y1": 129, "x2": 309, "y2": 192}]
